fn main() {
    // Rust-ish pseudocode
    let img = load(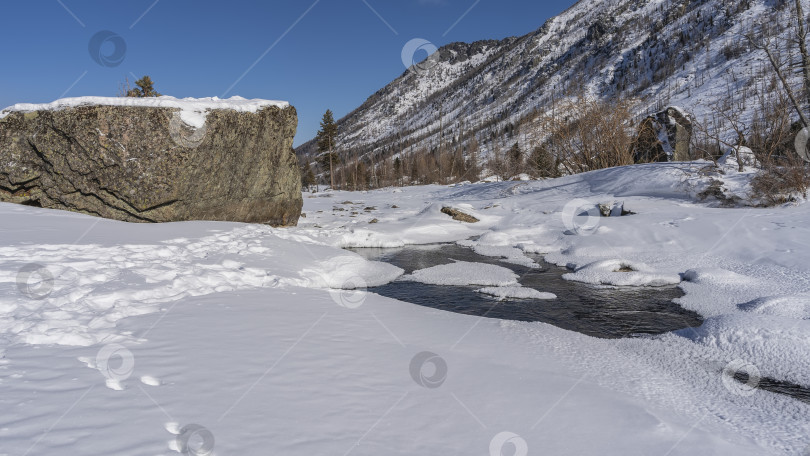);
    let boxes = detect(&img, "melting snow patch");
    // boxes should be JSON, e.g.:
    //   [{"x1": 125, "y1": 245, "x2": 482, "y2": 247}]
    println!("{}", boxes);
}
[
  {"x1": 460, "y1": 243, "x2": 538, "y2": 267},
  {"x1": 457, "y1": 231, "x2": 540, "y2": 267},
  {"x1": 476, "y1": 286, "x2": 557, "y2": 300},
  {"x1": 401, "y1": 261, "x2": 518, "y2": 286},
  {"x1": 516, "y1": 242, "x2": 556, "y2": 254},
  {"x1": 563, "y1": 259, "x2": 681, "y2": 287}
]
